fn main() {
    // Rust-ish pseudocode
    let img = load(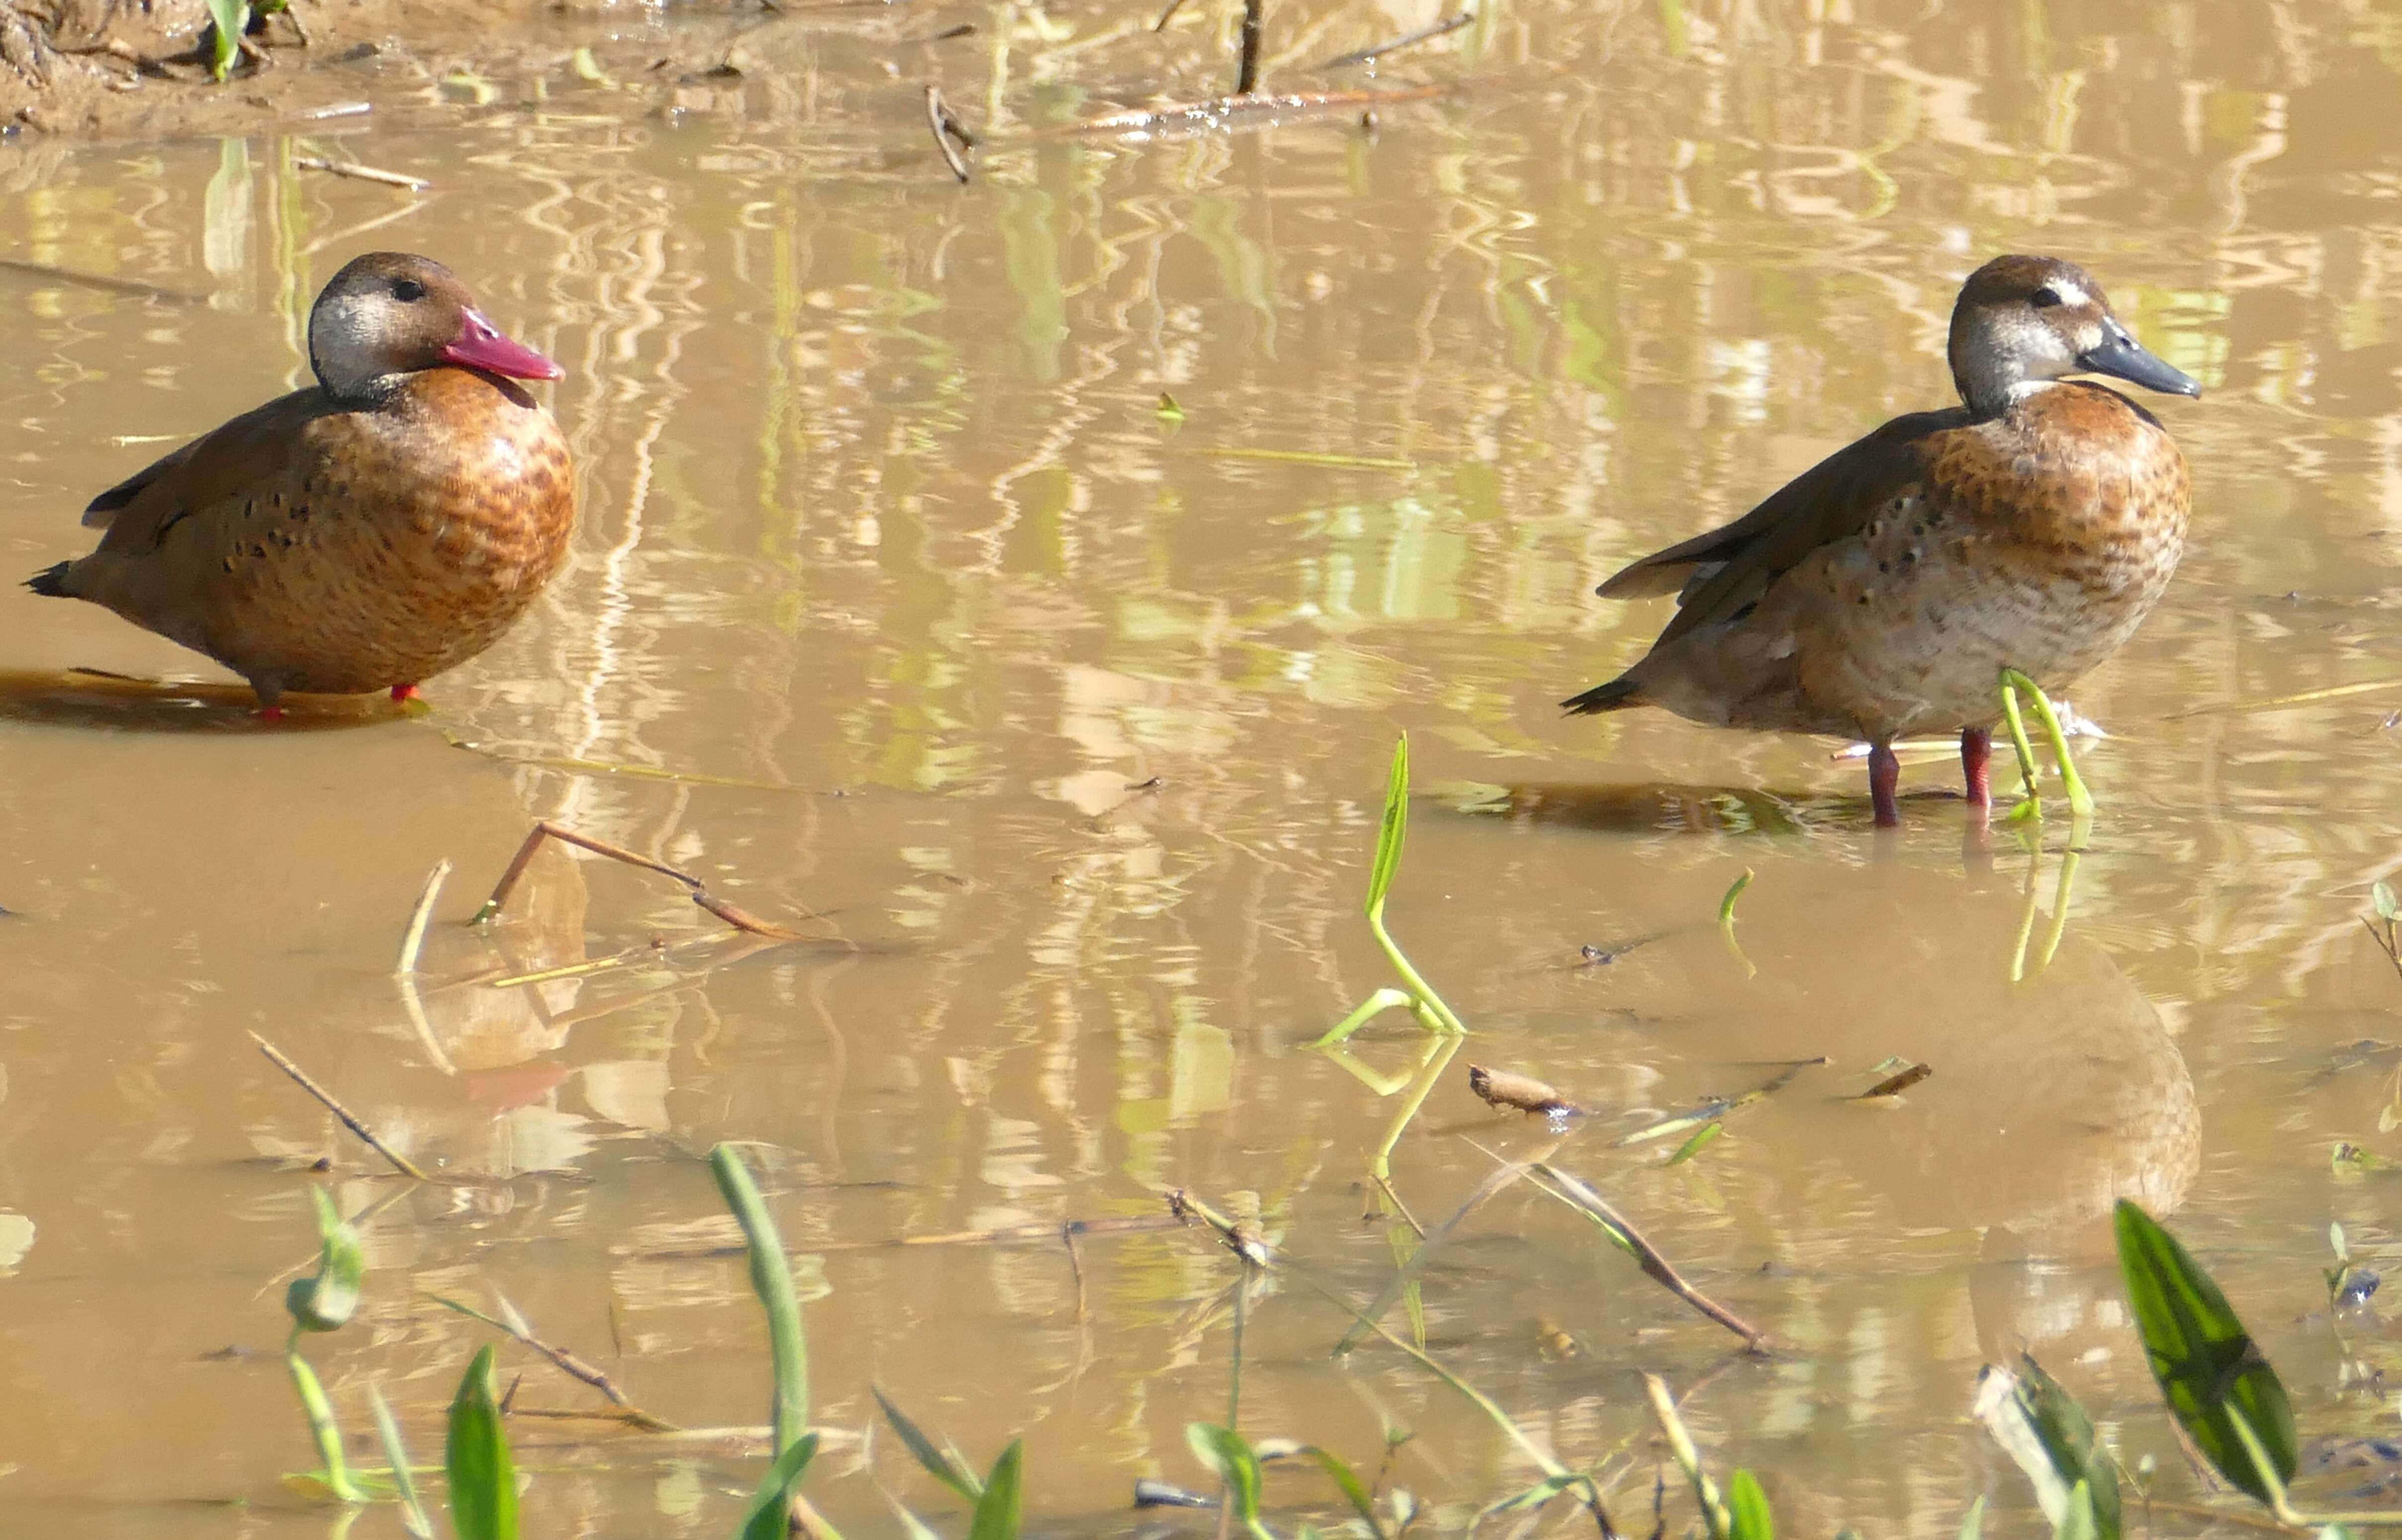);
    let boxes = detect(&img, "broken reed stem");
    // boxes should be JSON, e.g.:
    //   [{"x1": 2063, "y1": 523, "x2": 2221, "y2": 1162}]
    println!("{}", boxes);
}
[
  {"x1": 923, "y1": 84, "x2": 971, "y2": 182},
  {"x1": 251, "y1": 1032, "x2": 430, "y2": 1183},
  {"x1": 1528, "y1": 1162, "x2": 1771, "y2": 1352},
  {"x1": 393, "y1": 857, "x2": 451, "y2": 976},
  {"x1": 1644, "y1": 1373, "x2": 1732, "y2": 1540},
  {"x1": 428, "y1": 1294, "x2": 679, "y2": 1431},
  {"x1": 292, "y1": 155, "x2": 432, "y2": 191},
  {"x1": 472, "y1": 820, "x2": 809, "y2": 941},
  {"x1": 1235, "y1": 0, "x2": 1262, "y2": 94},
  {"x1": 1317, "y1": 8, "x2": 1471, "y2": 69}
]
